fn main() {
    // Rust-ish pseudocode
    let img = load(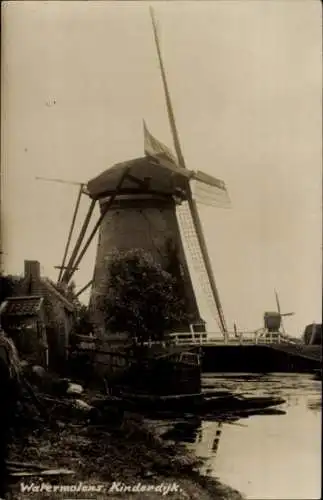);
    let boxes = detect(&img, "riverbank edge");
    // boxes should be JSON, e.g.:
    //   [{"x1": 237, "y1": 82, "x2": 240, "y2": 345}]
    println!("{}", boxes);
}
[
  {"x1": 139, "y1": 417, "x2": 245, "y2": 500},
  {"x1": 9, "y1": 410, "x2": 245, "y2": 500},
  {"x1": 178, "y1": 470, "x2": 245, "y2": 500}
]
